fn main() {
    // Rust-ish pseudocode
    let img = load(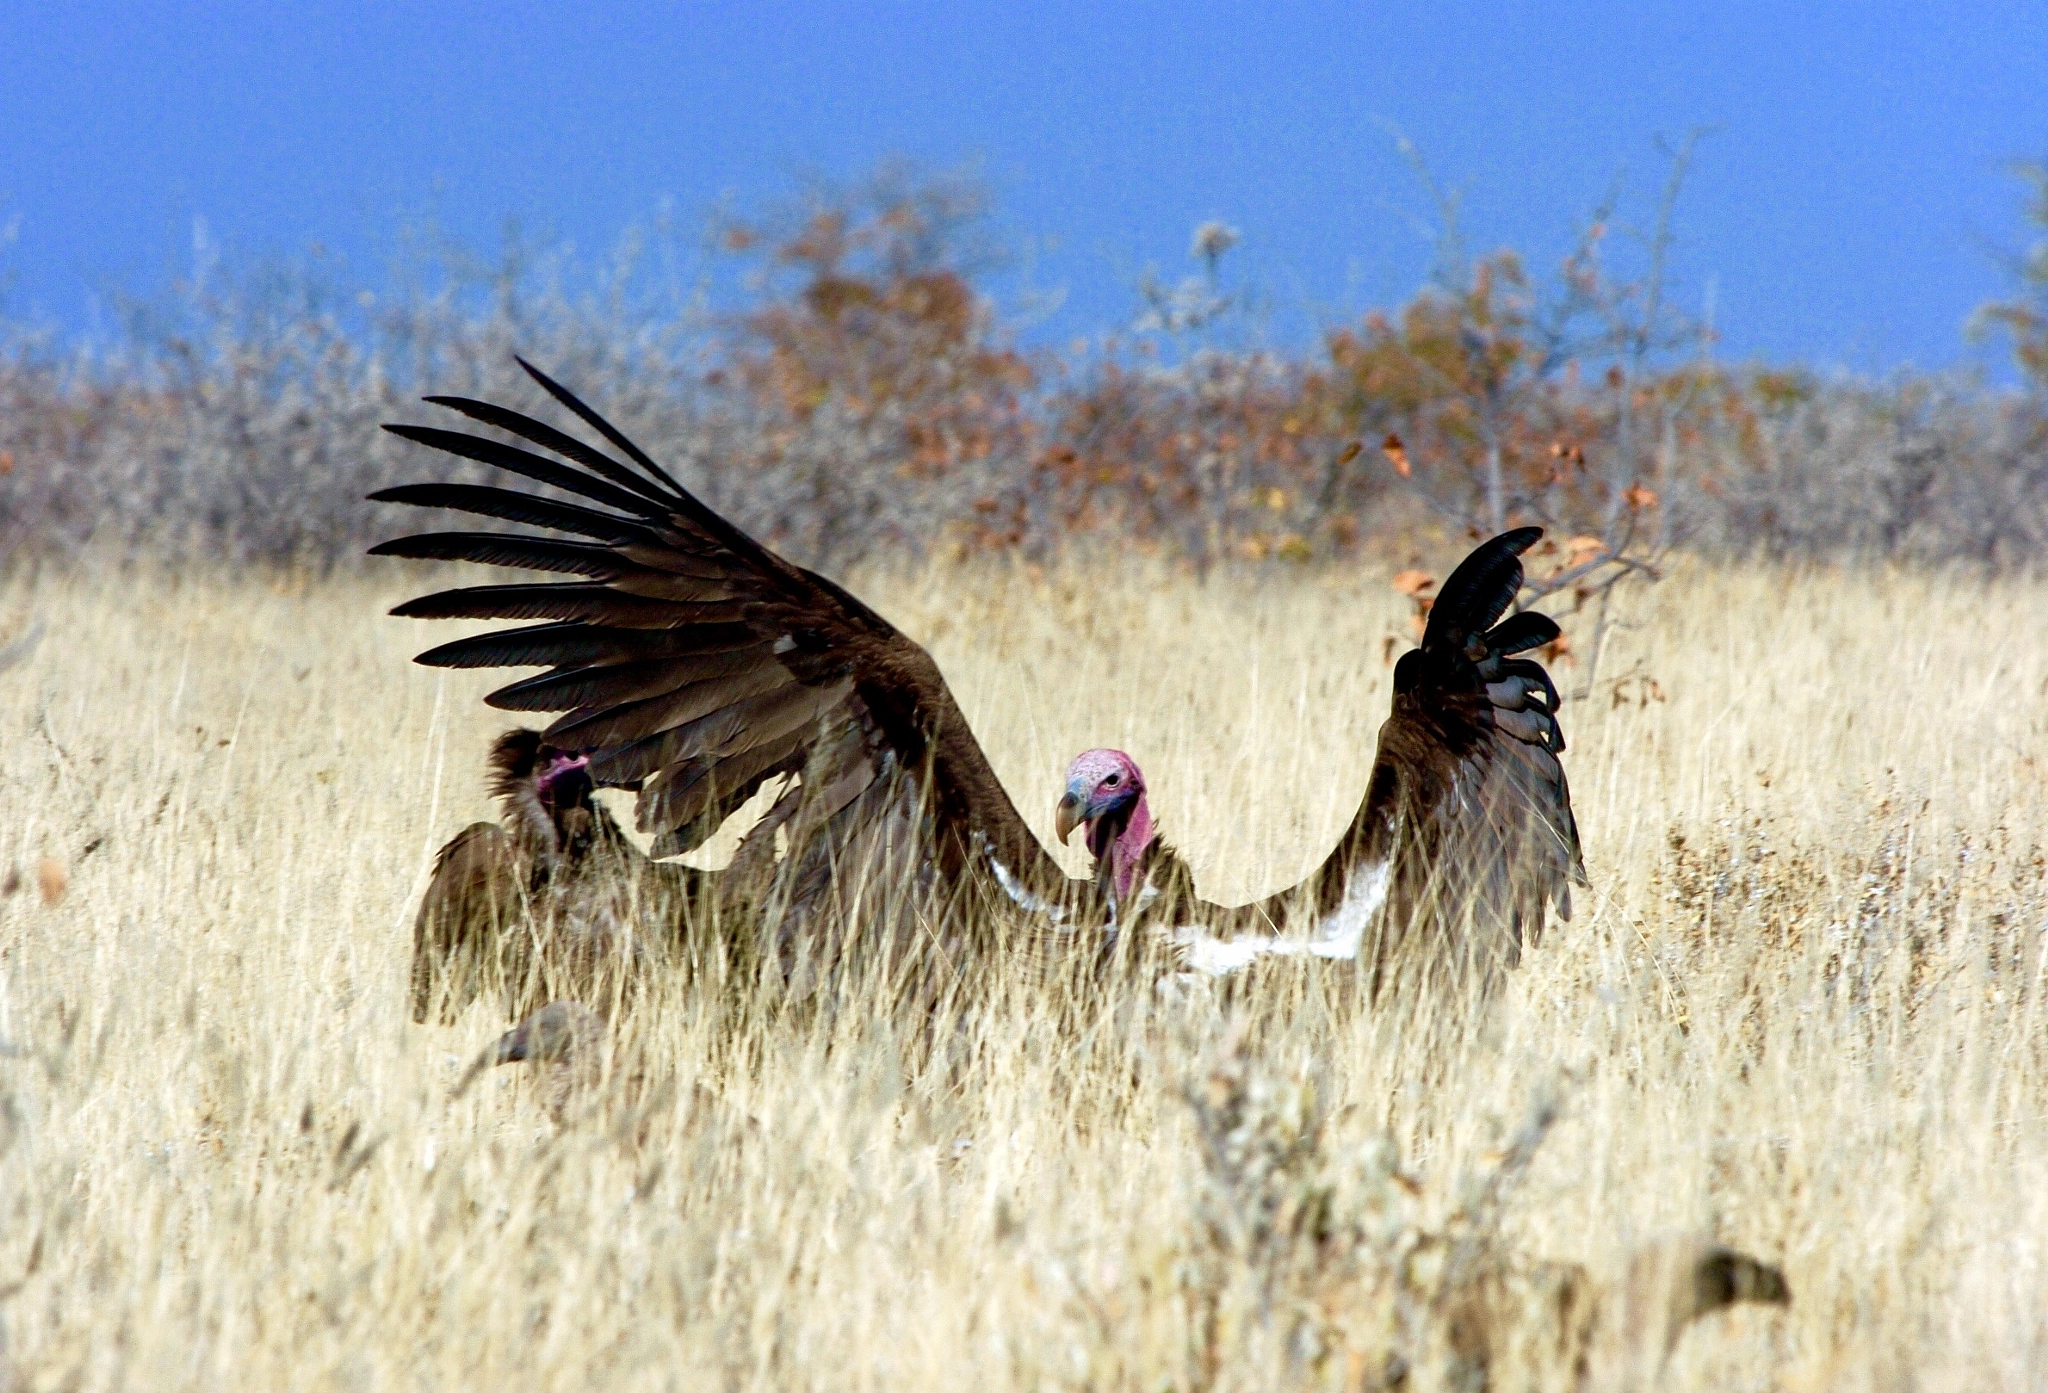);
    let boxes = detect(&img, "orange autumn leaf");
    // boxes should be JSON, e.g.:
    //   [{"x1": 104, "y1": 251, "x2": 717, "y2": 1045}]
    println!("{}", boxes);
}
[
  {"x1": 1391, "y1": 568, "x2": 1435, "y2": 598},
  {"x1": 1381, "y1": 433, "x2": 1412, "y2": 478},
  {"x1": 1624, "y1": 483, "x2": 1660, "y2": 510},
  {"x1": 36, "y1": 857, "x2": 66, "y2": 906}
]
